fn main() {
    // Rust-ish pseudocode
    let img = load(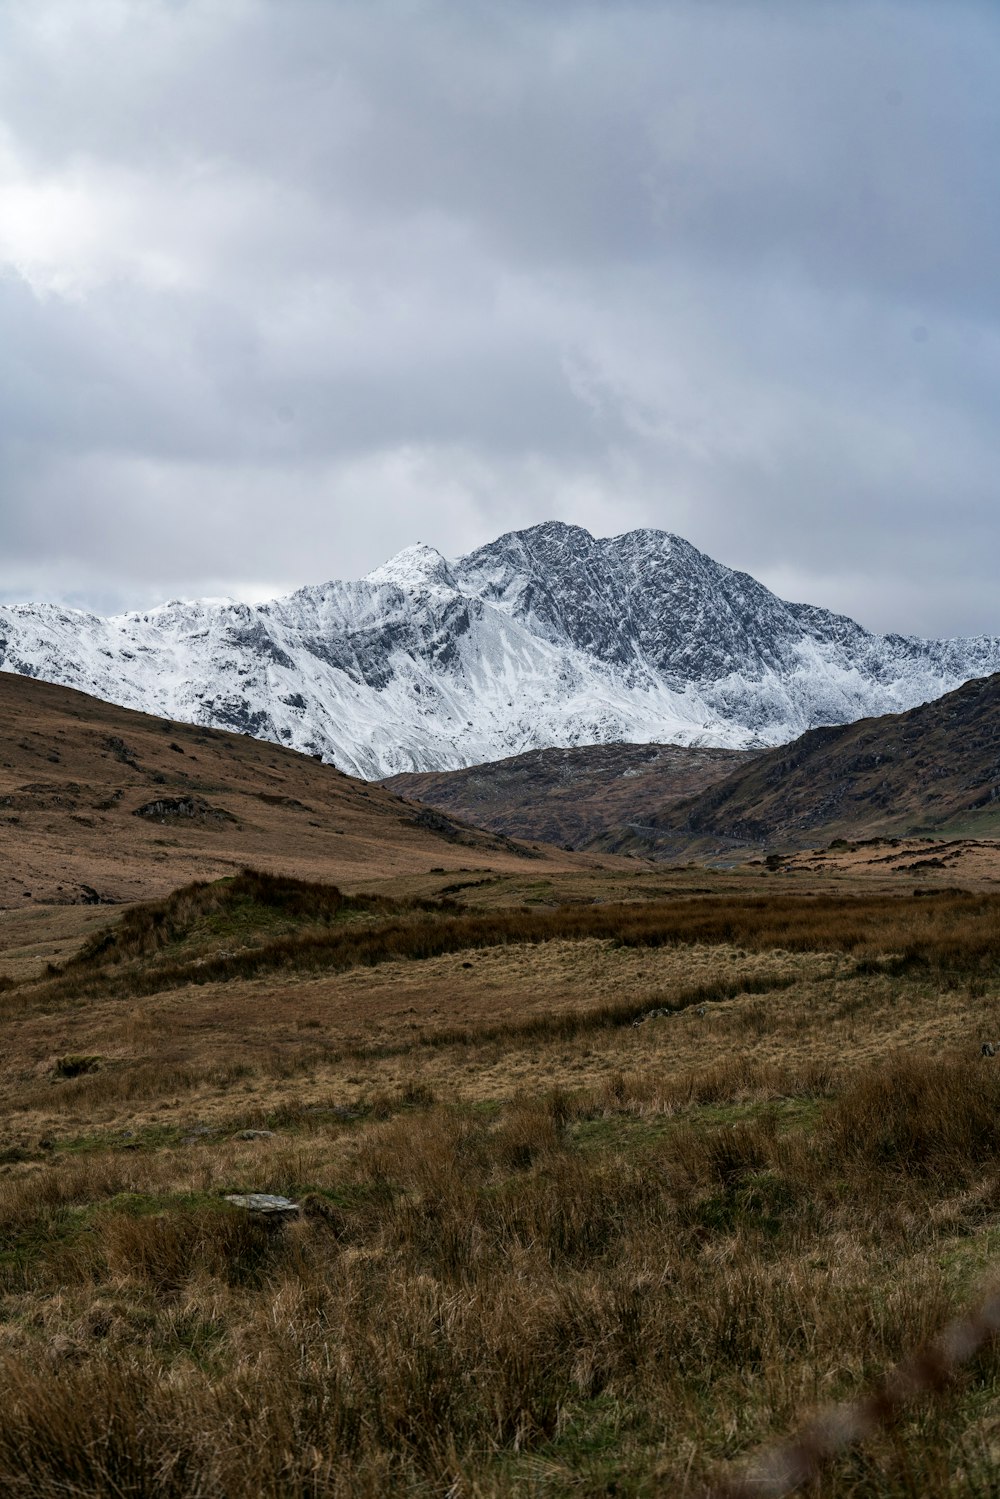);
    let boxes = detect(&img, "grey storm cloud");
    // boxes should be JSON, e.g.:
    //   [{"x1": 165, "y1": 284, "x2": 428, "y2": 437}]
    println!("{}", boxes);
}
[{"x1": 0, "y1": 0, "x2": 998, "y2": 634}]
